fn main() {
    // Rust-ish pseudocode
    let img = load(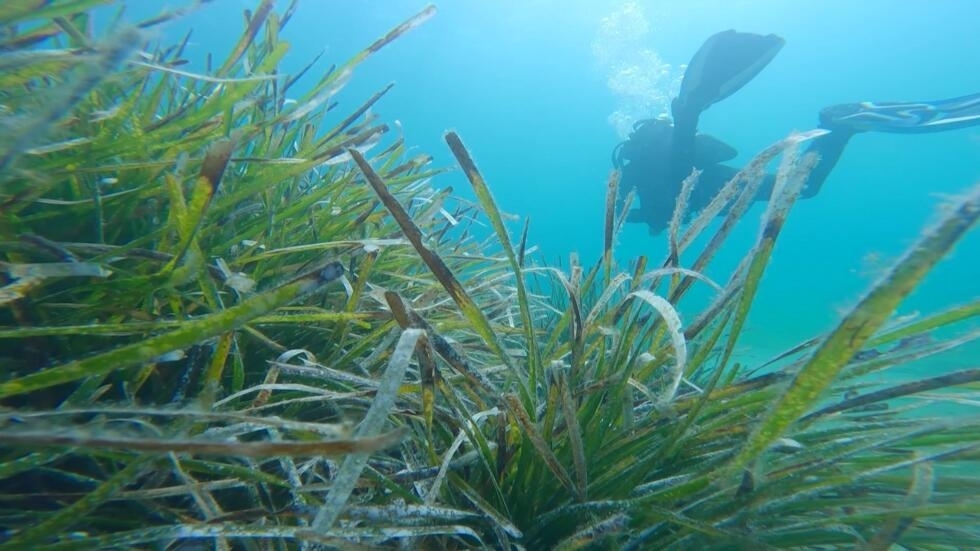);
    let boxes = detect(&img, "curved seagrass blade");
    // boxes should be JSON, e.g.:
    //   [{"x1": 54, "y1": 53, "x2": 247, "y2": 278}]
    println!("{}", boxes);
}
[
  {"x1": 0, "y1": 262, "x2": 345, "y2": 399},
  {"x1": 445, "y1": 131, "x2": 543, "y2": 392},
  {"x1": 348, "y1": 146, "x2": 529, "y2": 399},
  {"x1": 665, "y1": 130, "x2": 827, "y2": 307},
  {"x1": 0, "y1": 423, "x2": 406, "y2": 457},
  {"x1": 800, "y1": 367, "x2": 980, "y2": 422},
  {"x1": 602, "y1": 169, "x2": 619, "y2": 285},
  {"x1": 865, "y1": 297, "x2": 980, "y2": 349},
  {"x1": 313, "y1": 327, "x2": 423, "y2": 533},
  {"x1": 728, "y1": 182, "x2": 980, "y2": 476},
  {"x1": 709, "y1": 137, "x2": 820, "y2": 379},
  {"x1": 0, "y1": 1, "x2": 114, "y2": 27},
  {"x1": 215, "y1": 0, "x2": 276, "y2": 77}
]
